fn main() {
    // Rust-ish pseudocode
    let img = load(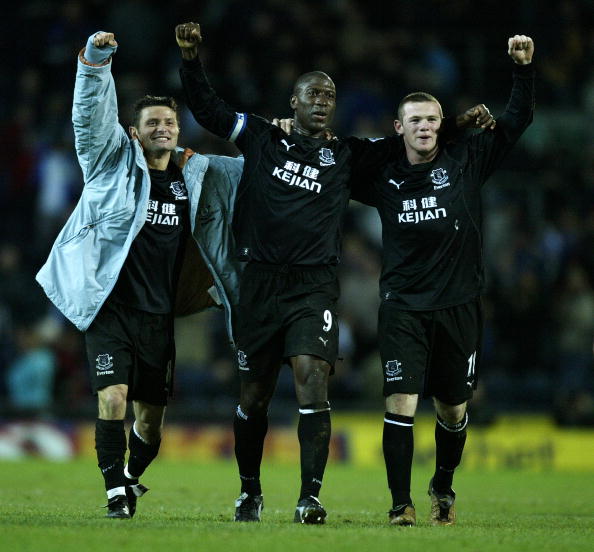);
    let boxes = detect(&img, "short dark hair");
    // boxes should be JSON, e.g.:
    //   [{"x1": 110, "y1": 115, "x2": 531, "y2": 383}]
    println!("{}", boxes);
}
[
  {"x1": 396, "y1": 92, "x2": 442, "y2": 120},
  {"x1": 132, "y1": 95, "x2": 179, "y2": 127}
]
